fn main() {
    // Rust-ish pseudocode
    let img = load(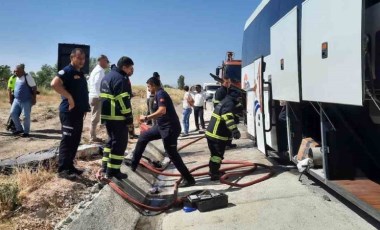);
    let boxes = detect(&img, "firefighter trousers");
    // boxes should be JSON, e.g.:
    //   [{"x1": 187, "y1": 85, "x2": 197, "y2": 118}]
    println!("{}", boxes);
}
[
  {"x1": 102, "y1": 120, "x2": 128, "y2": 175},
  {"x1": 207, "y1": 138, "x2": 227, "y2": 176},
  {"x1": 58, "y1": 111, "x2": 85, "y2": 172},
  {"x1": 132, "y1": 125, "x2": 194, "y2": 182}
]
